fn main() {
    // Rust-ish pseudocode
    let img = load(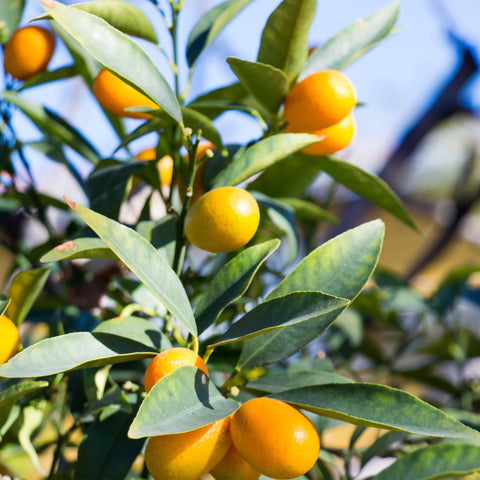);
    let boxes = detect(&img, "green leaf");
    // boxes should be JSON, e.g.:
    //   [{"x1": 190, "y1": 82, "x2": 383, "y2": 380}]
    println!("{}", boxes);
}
[
  {"x1": 40, "y1": 238, "x2": 117, "y2": 263},
  {"x1": 19, "y1": 403, "x2": 45, "y2": 474},
  {"x1": 6, "y1": 267, "x2": 51, "y2": 326},
  {"x1": 0, "y1": 295, "x2": 10, "y2": 316},
  {"x1": 272, "y1": 383, "x2": 480, "y2": 438},
  {"x1": 65, "y1": 199, "x2": 197, "y2": 336},
  {"x1": 137, "y1": 216, "x2": 177, "y2": 265},
  {"x1": 181, "y1": 107, "x2": 223, "y2": 147},
  {"x1": 0, "y1": 0, "x2": 25, "y2": 44},
  {"x1": 87, "y1": 160, "x2": 143, "y2": 220},
  {"x1": 0, "y1": 330, "x2": 159, "y2": 378},
  {"x1": 19, "y1": 65, "x2": 78, "y2": 91},
  {"x1": 239, "y1": 220, "x2": 384, "y2": 368},
  {"x1": 209, "y1": 291, "x2": 348, "y2": 349},
  {"x1": 186, "y1": 0, "x2": 253, "y2": 67},
  {"x1": 76, "y1": 409, "x2": 145, "y2": 480},
  {"x1": 42, "y1": 1, "x2": 181, "y2": 123},
  {"x1": 0, "y1": 381, "x2": 49, "y2": 410},
  {"x1": 300, "y1": 2, "x2": 400, "y2": 80},
  {"x1": 257, "y1": 0, "x2": 316, "y2": 82},
  {"x1": 227, "y1": 57, "x2": 289, "y2": 113},
  {"x1": 73, "y1": 0, "x2": 158, "y2": 43},
  {"x1": 129, "y1": 366, "x2": 238, "y2": 438},
  {"x1": 279, "y1": 198, "x2": 338, "y2": 223},
  {"x1": 213, "y1": 133, "x2": 318, "y2": 187},
  {"x1": 196, "y1": 239, "x2": 280, "y2": 334},
  {"x1": 313, "y1": 155, "x2": 417, "y2": 230},
  {"x1": 373, "y1": 442, "x2": 480, "y2": 479},
  {"x1": 245, "y1": 371, "x2": 353, "y2": 394},
  {"x1": 3, "y1": 90, "x2": 101, "y2": 164}
]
